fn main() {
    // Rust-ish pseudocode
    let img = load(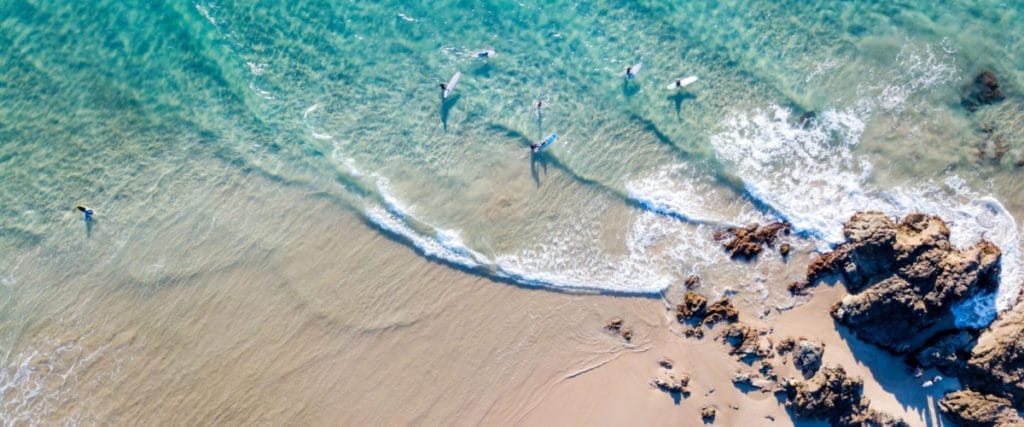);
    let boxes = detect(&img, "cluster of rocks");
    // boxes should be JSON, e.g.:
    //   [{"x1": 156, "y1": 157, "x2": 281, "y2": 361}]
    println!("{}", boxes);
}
[
  {"x1": 789, "y1": 211, "x2": 1024, "y2": 424},
  {"x1": 604, "y1": 317, "x2": 633, "y2": 342},
  {"x1": 674, "y1": 283, "x2": 905, "y2": 425},
  {"x1": 676, "y1": 291, "x2": 738, "y2": 334},
  {"x1": 713, "y1": 222, "x2": 792, "y2": 259}
]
